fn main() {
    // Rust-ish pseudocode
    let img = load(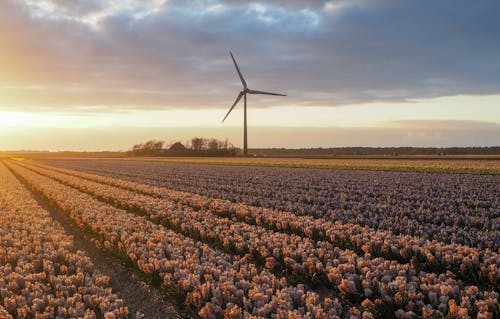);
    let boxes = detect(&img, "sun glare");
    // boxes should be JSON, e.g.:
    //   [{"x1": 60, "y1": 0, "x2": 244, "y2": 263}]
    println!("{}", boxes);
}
[{"x1": 0, "y1": 111, "x2": 26, "y2": 126}]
